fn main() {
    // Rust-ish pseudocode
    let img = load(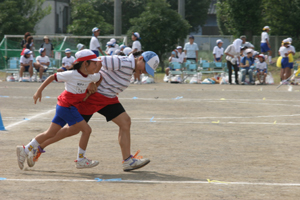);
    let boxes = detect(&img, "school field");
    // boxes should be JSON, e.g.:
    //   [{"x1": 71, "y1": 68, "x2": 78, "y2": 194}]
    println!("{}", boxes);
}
[{"x1": 1, "y1": 81, "x2": 300, "y2": 200}]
